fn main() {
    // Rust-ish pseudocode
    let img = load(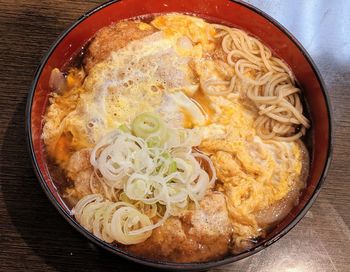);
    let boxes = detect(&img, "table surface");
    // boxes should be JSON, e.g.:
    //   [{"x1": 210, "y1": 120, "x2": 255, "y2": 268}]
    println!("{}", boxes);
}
[{"x1": 1, "y1": 0, "x2": 349, "y2": 271}]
